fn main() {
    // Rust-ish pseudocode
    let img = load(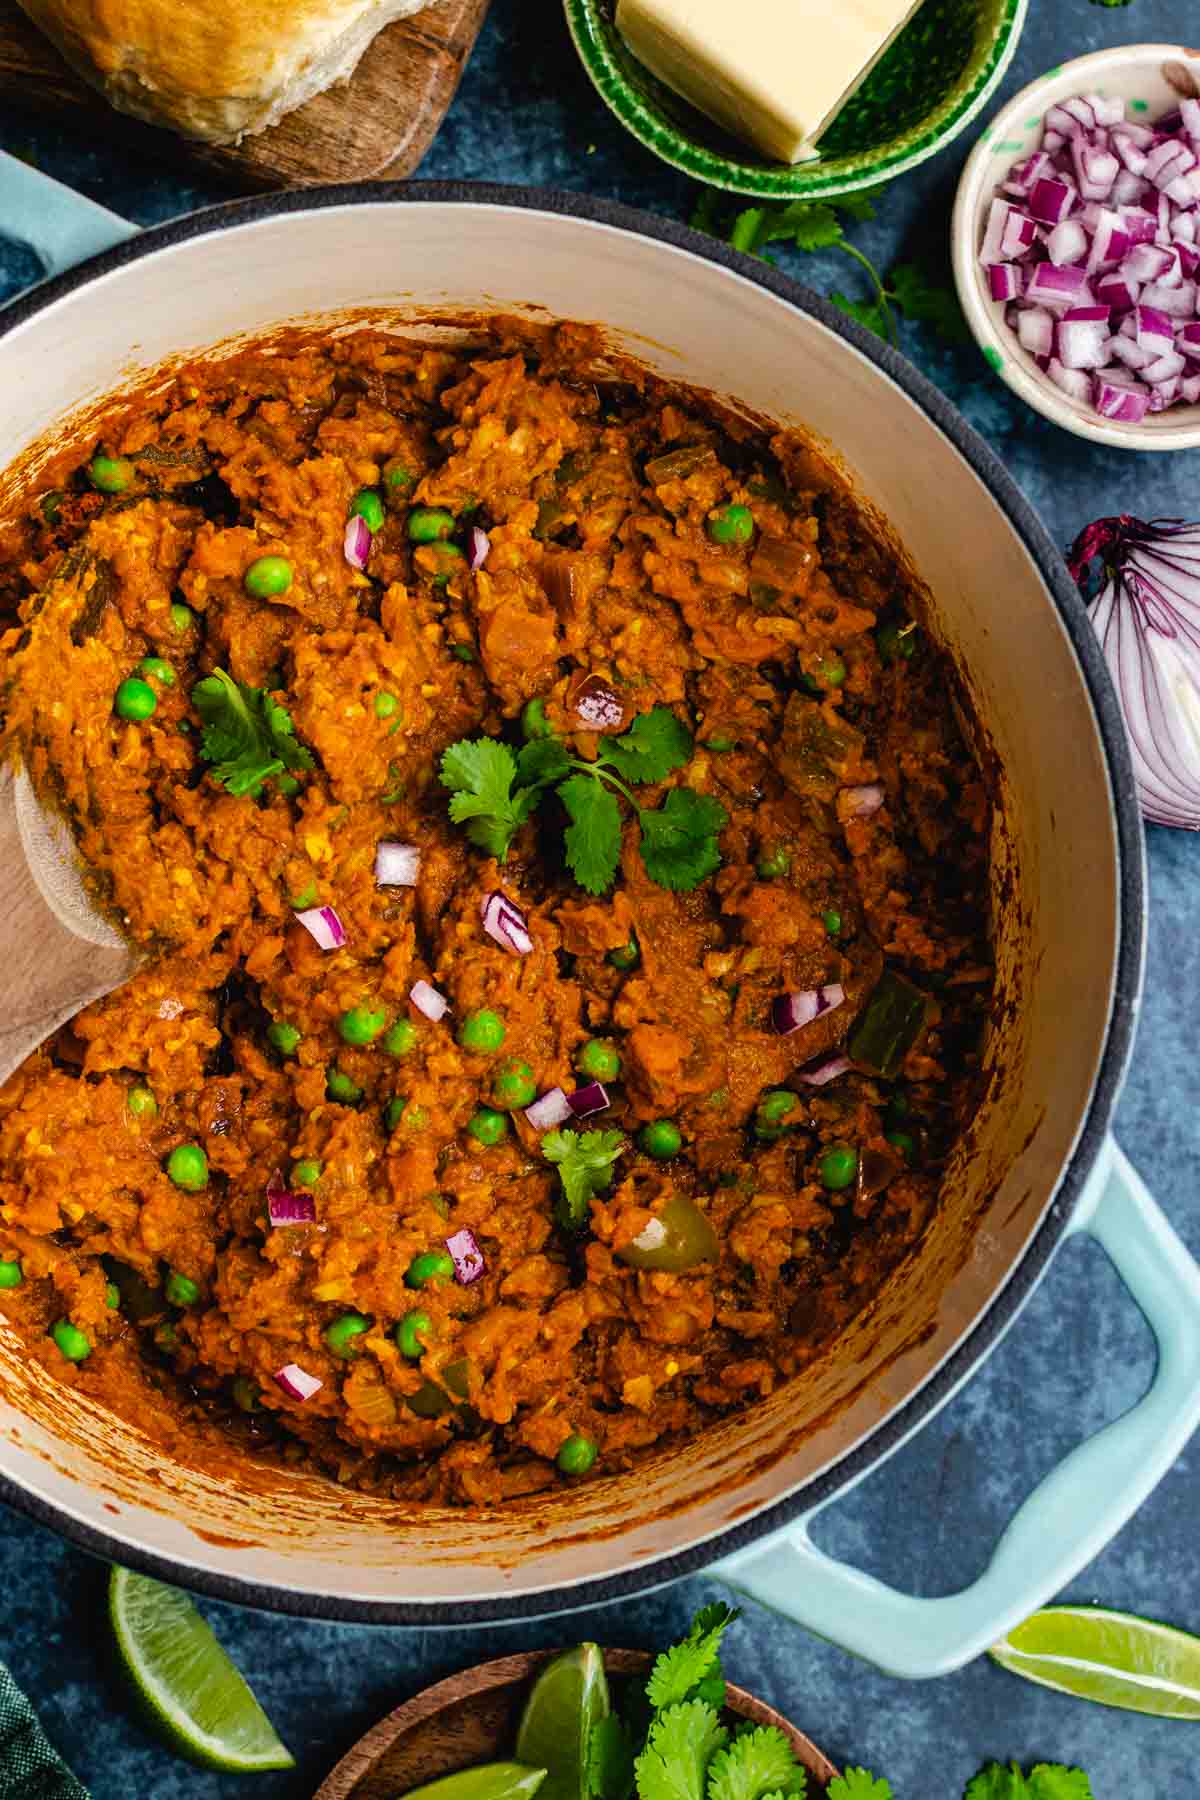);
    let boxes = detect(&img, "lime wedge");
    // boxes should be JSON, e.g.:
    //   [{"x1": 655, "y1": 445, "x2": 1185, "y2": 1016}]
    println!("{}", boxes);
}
[
  {"x1": 397, "y1": 1765, "x2": 549, "y2": 1800},
  {"x1": 516, "y1": 1645, "x2": 611, "y2": 1800},
  {"x1": 109, "y1": 1565, "x2": 295, "y2": 1770},
  {"x1": 990, "y1": 1604, "x2": 1200, "y2": 1718}
]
